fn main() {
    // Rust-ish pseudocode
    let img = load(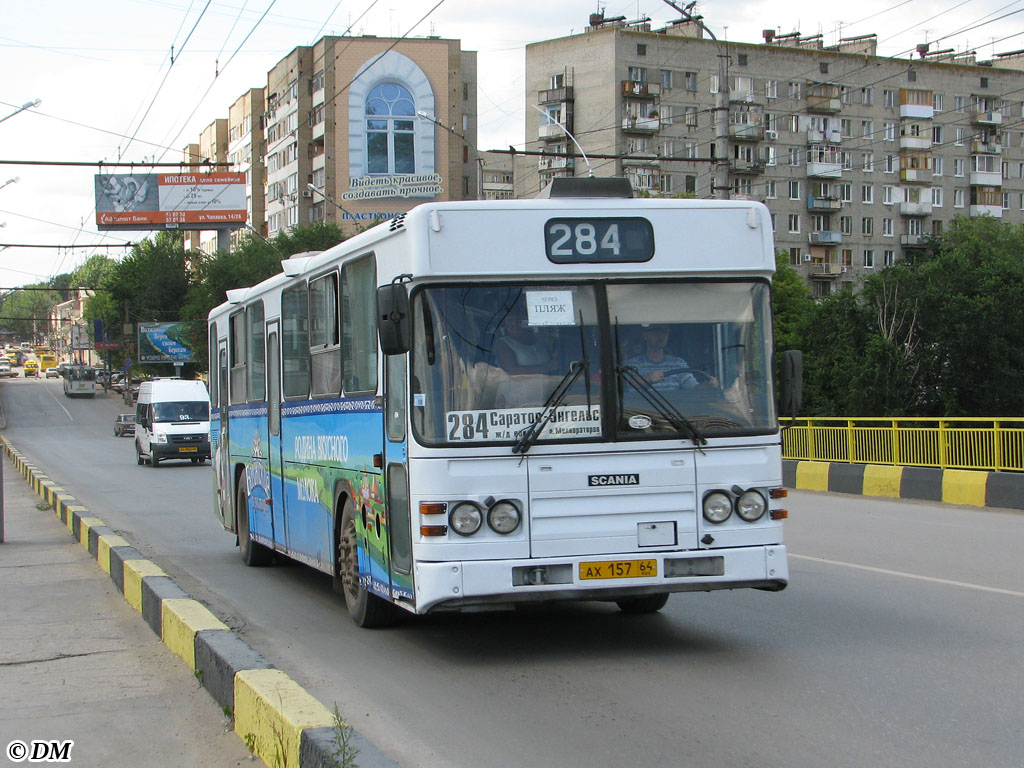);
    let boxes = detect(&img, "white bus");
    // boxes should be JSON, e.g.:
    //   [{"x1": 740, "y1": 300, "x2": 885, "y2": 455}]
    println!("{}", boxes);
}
[
  {"x1": 209, "y1": 179, "x2": 794, "y2": 627},
  {"x1": 62, "y1": 364, "x2": 96, "y2": 398}
]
